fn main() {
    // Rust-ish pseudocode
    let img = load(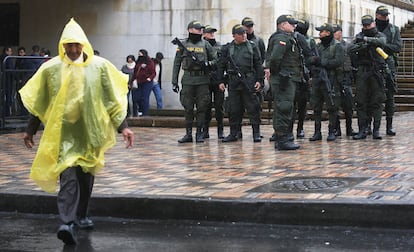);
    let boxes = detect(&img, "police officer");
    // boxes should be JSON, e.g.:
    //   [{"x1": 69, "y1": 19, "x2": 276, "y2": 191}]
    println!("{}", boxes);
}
[
  {"x1": 267, "y1": 15, "x2": 301, "y2": 150},
  {"x1": 172, "y1": 20, "x2": 217, "y2": 143},
  {"x1": 375, "y1": 6, "x2": 402, "y2": 136},
  {"x1": 309, "y1": 23, "x2": 344, "y2": 142},
  {"x1": 333, "y1": 24, "x2": 357, "y2": 137},
  {"x1": 242, "y1": 17, "x2": 266, "y2": 64},
  {"x1": 242, "y1": 17, "x2": 266, "y2": 139},
  {"x1": 203, "y1": 25, "x2": 225, "y2": 139},
  {"x1": 291, "y1": 19, "x2": 315, "y2": 139},
  {"x1": 217, "y1": 24, "x2": 263, "y2": 143},
  {"x1": 349, "y1": 15, "x2": 387, "y2": 140}
]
